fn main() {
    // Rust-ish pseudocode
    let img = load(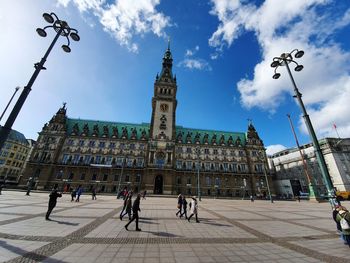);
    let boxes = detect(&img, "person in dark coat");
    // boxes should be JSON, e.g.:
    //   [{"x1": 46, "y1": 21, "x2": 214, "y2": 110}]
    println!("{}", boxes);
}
[
  {"x1": 92, "y1": 188, "x2": 97, "y2": 200},
  {"x1": 176, "y1": 194, "x2": 183, "y2": 217},
  {"x1": 75, "y1": 185, "x2": 83, "y2": 202},
  {"x1": 45, "y1": 184, "x2": 62, "y2": 220},
  {"x1": 120, "y1": 194, "x2": 132, "y2": 220},
  {"x1": 180, "y1": 196, "x2": 188, "y2": 219},
  {"x1": 70, "y1": 188, "x2": 76, "y2": 202},
  {"x1": 125, "y1": 193, "x2": 141, "y2": 231}
]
